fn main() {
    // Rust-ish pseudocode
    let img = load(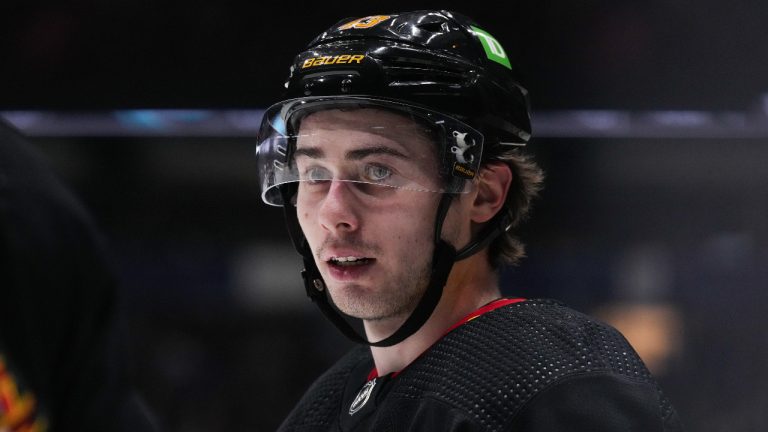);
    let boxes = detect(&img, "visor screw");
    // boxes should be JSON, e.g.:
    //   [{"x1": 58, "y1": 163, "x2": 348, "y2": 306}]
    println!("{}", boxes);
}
[
  {"x1": 340, "y1": 78, "x2": 352, "y2": 93},
  {"x1": 313, "y1": 279, "x2": 325, "y2": 292}
]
